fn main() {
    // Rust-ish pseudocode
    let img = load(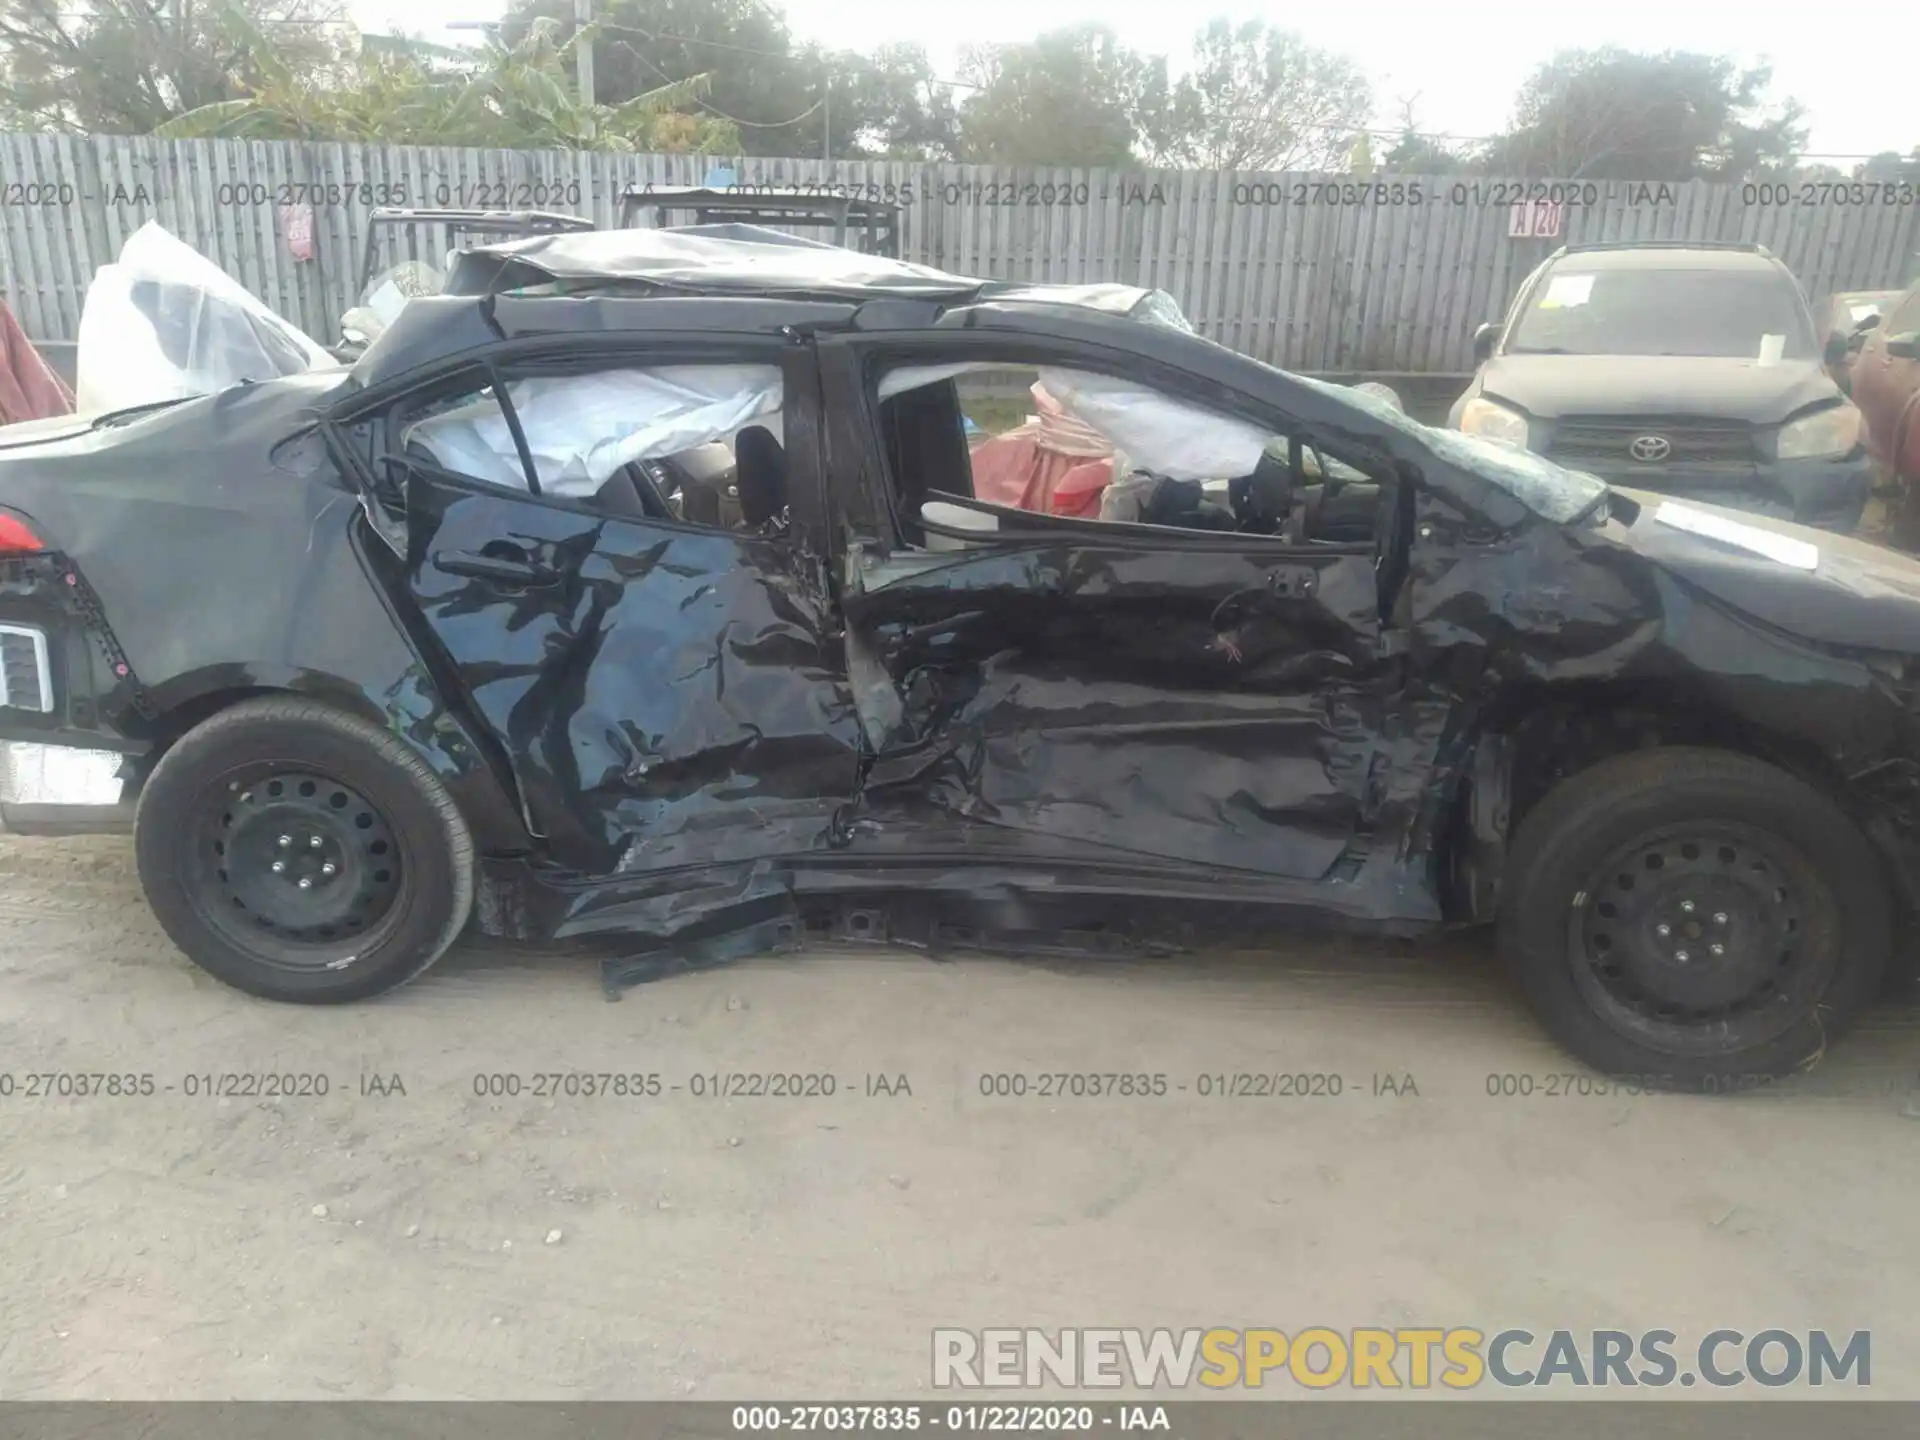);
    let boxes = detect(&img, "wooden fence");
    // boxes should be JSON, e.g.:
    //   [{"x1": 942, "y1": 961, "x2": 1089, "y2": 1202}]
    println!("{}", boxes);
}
[{"x1": 3, "y1": 135, "x2": 1916, "y2": 372}]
